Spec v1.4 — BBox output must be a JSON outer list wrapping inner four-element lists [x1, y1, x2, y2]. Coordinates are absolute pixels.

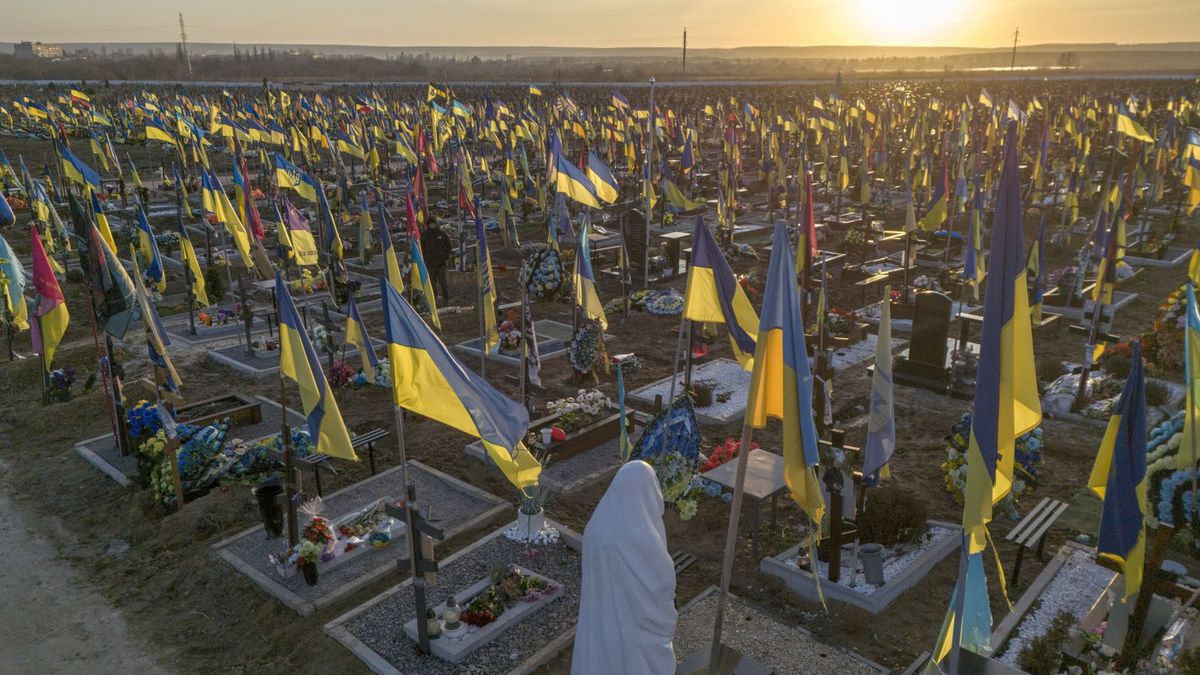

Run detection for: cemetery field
[[0, 225, 1187, 672], [4, 71, 1200, 674]]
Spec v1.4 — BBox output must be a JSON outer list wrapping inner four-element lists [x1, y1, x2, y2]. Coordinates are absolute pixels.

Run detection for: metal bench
[[351, 427, 390, 476], [1005, 497, 1069, 587]]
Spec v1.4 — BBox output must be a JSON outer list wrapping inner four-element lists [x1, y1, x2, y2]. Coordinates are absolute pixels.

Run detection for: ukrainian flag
[[1184, 128, 1200, 216], [1116, 103, 1154, 144], [276, 271, 358, 461], [1088, 340, 1148, 600], [89, 189, 118, 262], [378, 197, 405, 293], [29, 224, 69, 371], [273, 153, 318, 203], [553, 143, 601, 208], [60, 143, 101, 189], [684, 216, 758, 369], [586, 151, 619, 205], [344, 296, 379, 375], [573, 216, 607, 330], [930, 121, 1040, 669], [145, 117, 177, 145], [745, 223, 824, 525], [408, 222, 441, 330], [0, 233, 29, 331], [919, 168, 948, 232], [177, 215, 209, 306], [201, 169, 254, 270], [135, 207, 167, 293], [1028, 214, 1045, 324], [662, 178, 705, 213], [963, 187, 985, 301], [380, 277, 540, 490], [475, 198, 500, 352], [1179, 284, 1200, 470], [132, 255, 181, 393]]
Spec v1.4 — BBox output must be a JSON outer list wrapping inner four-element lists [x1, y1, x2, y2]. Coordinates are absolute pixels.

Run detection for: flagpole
[[392, 403, 422, 606], [707, 422, 756, 669], [667, 311, 688, 407], [276, 290, 298, 547]]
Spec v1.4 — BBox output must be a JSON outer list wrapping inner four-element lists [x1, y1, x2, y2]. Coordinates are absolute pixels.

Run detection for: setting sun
[[854, 0, 965, 44]]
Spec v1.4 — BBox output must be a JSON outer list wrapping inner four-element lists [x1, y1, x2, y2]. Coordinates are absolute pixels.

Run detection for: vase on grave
[[301, 561, 319, 586], [860, 543, 885, 585], [252, 482, 284, 537], [516, 507, 545, 540]]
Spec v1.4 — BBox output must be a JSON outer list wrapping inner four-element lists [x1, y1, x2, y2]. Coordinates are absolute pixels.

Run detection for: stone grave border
[[73, 395, 306, 487], [212, 459, 509, 616], [324, 518, 583, 675], [207, 338, 385, 379], [760, 520, 961, 614], [628, 358, 750, 425], [676, 586, 890, 674], [988, 542, 1089, 656]]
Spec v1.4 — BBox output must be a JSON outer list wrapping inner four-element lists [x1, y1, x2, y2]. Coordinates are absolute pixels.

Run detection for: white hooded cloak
[[571, 460, 677, 675]]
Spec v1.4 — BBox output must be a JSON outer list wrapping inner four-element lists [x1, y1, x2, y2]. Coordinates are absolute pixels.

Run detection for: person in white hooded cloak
[[571, 460, 677, 675]]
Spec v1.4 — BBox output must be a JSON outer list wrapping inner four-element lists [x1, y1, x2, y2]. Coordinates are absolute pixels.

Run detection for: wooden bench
[[265, 447, 336, 498], [1005, 497, 1069, 587], [352, 427, 390, 476]]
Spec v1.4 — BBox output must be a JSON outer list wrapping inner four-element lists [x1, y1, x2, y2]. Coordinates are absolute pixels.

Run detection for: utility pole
[[179, 12, 193, 76], [682, 28, 687, 78], [1009, 27, 1019, 72]]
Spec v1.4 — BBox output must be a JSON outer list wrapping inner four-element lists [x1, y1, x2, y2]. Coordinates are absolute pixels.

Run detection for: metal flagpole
[[393, 404, 421, 606], [946, 540, 971, 675], [707, 423, 756, 669], [643, 77, 656, 290], [277, 287, 298, 547], [667, 311, 688, 407]]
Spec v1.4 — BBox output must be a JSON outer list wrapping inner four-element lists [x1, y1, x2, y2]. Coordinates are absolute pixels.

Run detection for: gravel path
[[344, 534, 582, 674], [674, 591, 881, 674]]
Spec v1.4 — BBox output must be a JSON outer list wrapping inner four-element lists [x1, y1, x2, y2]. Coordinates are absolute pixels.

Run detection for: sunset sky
[[2, 0, 1197, 48]]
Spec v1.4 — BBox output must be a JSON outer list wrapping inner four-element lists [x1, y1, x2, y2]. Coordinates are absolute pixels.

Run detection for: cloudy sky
[[2, 0, 1197, 48]]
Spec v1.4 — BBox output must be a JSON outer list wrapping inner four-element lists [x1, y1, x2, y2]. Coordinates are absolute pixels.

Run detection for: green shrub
[[1145, 379, 1169, 408], [1017, 611, 1073, 675], [857, 486, 928, 547]]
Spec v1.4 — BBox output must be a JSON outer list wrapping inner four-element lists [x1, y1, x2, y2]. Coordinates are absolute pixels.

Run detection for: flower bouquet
[[826, 307, 861, 336], [48, 367, 77, 402], [522, 245, 567, 300], [644, 289, 684, 316], [699, 437, 760, 473], [460, 566, 557, 628], [568, 323, 606, 376], [941, 413, 1040, 516]]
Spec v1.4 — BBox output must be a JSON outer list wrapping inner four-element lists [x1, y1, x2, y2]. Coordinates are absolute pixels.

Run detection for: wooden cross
[[820, 429, 861, 583], [237, 277, 255, 357], [385, 496, 445, 656]]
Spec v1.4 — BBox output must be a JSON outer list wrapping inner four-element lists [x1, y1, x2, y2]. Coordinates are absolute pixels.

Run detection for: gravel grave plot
[[674, 589, 883, 674], [787, 525, 957, 594], [75, 434, 137, 485], [630, 358, 750, 424], [337, 527, 582, 674], [996, 549, 1116, 665], [215, 461, 507, 613], [207, 339, 383, 378], [829, 334, 907, 372]]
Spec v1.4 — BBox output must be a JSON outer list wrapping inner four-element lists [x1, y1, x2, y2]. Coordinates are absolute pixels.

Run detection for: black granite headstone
[[908, 291, 953, 368]]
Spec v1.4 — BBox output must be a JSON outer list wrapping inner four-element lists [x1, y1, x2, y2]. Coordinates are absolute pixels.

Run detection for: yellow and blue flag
[[276, 270, 358, 461], [919, 165, 948, 232], [1116, 103, 1154, 143], [551, 136, 600, 208], [131, 254, 181, 393], [586, 151, 619, 205], [378, 196, 405, 293], [273, 152, 318, 203], [0, 233, 29, 331], [573, 215, 607, 330], [1184, 128, 1200, 216], [1028, 214, 1045, 324], [662, 178, 705, 213], [344, 296, 379, 375], [745, 223, 824, 524], [963, 187, 986, 301], [89, 188, 118, 253], [683, 215, 758, 369], [404, 193, 441, 330], [176, 214, 209, 306], [475, 197, 500, 352], [1088, 340, 1147, 600], [135, 207, 167, 293], [932, 122, 1041, 670], [380, 277, 541, 490], [280, 195, 320, 267], [60, 143, 101, 189]]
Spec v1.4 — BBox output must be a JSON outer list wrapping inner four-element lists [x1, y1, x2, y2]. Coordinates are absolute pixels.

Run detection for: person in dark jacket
[[421, 220, 453, 305]]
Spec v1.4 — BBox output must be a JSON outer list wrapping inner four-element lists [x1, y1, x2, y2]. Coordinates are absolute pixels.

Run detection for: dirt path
[[0, 480, 171, 675]]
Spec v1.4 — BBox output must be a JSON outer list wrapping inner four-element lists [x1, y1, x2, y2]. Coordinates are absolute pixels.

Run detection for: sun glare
[[855, 0, 962, 44]]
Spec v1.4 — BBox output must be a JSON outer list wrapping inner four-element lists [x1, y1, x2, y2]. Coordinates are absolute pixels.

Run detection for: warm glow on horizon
[[854, 0, 967, 45]]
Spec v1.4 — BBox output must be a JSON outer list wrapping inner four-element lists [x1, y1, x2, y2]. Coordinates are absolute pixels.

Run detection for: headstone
[[908, 291, 952, 367], [893, 291, 953, 393]]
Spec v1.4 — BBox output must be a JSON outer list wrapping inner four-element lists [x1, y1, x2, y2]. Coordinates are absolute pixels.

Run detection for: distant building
[[14, 41, 64, 60]]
